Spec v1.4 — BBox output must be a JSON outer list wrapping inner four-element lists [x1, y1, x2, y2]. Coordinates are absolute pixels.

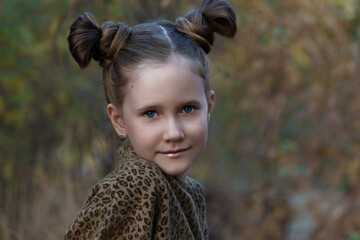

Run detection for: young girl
[[65, 0, 236, 239]]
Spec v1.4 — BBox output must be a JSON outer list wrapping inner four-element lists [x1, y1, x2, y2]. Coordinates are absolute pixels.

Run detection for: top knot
[[68, 12, 131, 69], [176, 10, 214, 54], [175, 0, 237, 54], [96, 21, 131, 68]]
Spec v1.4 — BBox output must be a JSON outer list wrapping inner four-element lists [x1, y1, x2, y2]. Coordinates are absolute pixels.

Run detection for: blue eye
[[183, 106, 194, 113], [144, 111, 157, 118]]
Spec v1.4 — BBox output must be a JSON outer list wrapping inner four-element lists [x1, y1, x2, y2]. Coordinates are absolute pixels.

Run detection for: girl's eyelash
[[182, 105, 197, 113], [144, 110, 158, 118]]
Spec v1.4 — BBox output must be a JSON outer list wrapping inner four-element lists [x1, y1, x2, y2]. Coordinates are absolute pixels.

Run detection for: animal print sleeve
[[65, 161, 160, 240]]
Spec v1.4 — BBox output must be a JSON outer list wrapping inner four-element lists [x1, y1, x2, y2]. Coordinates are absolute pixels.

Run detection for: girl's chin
[[158, 164, 189, 179]]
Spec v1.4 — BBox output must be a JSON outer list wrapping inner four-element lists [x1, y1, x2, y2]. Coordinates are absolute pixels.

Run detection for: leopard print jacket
[[65, 145, 208, 239]]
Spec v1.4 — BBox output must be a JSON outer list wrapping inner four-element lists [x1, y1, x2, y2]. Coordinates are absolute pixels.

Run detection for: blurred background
[[1, 0, 360, 239]]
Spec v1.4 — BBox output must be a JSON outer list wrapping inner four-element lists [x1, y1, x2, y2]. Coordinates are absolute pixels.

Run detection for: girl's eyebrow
[[183, 100, 201, 106], [135, 104, 162, 113]]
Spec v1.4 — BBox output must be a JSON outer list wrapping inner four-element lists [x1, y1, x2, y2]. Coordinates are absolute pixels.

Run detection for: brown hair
[[67, 0, 236, 107]]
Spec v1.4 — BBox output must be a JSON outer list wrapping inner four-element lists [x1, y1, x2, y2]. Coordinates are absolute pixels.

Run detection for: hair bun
[[68, 12, 102, 68], [96, 21, 131, 68], [68, 12, 131, 68], [176, 0, 237, 54], [176, 10, 214, 54], [200, 0, 237, 37]]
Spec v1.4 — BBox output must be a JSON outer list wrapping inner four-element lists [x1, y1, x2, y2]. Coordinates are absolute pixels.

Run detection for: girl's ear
[[207, 90, 215, 121], [107, 103, 127, 138]]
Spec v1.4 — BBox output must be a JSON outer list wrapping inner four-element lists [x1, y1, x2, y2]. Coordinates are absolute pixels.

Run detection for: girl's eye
[[183, 106, 194, 113], [144, 111, 157, 118]]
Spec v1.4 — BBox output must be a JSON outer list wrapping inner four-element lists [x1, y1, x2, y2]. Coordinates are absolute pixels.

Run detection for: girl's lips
[[161, 148, 190, 158]]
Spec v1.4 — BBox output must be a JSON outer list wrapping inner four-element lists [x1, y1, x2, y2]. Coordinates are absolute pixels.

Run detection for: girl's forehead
[[130, 54, 203, 80], [123, 56, 208, 106], [134, 57, 201, 87]]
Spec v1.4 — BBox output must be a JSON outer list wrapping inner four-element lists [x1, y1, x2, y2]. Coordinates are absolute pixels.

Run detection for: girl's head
[[68, 0, 236, 178]]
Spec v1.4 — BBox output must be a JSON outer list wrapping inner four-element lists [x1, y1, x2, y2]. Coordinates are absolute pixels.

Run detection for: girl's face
[[108, 55, 214, 179]]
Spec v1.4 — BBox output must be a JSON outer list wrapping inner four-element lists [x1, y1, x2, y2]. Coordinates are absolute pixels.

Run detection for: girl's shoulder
[[65, 147, 167, 239], [84, 145, 166, 206]]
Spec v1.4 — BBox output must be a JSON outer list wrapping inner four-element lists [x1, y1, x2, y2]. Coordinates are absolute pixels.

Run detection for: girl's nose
[[163, 117, 184, 142]]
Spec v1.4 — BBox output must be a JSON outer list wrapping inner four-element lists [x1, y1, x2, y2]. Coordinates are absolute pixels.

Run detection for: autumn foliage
[[1, 0, 360, 239]]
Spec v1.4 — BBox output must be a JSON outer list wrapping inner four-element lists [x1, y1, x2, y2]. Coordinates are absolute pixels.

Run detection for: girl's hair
[[68, 0, 236, 106]]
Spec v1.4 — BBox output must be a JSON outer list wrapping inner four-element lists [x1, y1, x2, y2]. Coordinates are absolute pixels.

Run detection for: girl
[[65, 0, 236, 239]]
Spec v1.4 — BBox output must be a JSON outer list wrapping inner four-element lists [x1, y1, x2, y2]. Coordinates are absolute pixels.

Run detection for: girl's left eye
[[144, 111, 157, 118], [183, 106, 194, 113]]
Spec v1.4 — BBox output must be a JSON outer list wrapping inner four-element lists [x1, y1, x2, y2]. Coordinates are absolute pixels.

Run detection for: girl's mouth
[[161, 147, 190, 158]]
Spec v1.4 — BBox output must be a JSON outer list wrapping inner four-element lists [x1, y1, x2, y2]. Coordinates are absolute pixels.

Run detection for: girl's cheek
[[137, 123, 162, 139], [186, 114, 208, 129]]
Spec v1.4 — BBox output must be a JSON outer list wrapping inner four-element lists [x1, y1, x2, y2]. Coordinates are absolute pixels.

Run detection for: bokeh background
[[1, 0, 360, 239]]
